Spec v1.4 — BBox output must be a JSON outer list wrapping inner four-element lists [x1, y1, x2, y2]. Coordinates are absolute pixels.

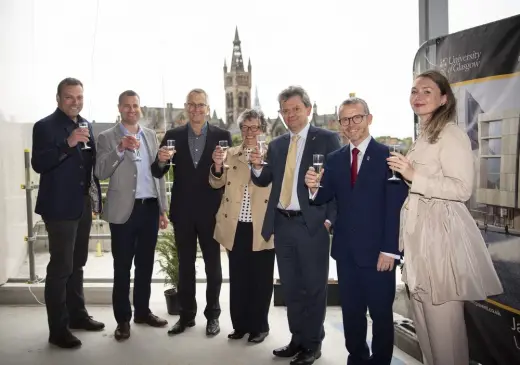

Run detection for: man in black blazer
[[151, 88, 231, 337], [31, 78, 104, 349], [250, 86, 341, 365]]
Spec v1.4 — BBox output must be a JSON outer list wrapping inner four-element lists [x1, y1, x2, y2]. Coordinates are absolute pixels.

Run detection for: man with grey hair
[[152, 88, 232, 337], [250, 86, 341, 364], [305, 97, 407, 365]]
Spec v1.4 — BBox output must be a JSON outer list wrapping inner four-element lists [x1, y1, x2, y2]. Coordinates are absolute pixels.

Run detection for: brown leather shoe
[[134, 313, 168, 327], [114, 322, 130, 341]]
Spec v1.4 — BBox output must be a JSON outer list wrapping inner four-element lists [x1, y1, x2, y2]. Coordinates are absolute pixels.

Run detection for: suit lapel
[[200, 124, 216, 169], [141, 128, 156, 164]]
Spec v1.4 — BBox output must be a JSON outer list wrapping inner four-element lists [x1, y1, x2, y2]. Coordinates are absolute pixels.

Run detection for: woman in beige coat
[[209, 109, 275, 344], [387, 69, 503, 365]]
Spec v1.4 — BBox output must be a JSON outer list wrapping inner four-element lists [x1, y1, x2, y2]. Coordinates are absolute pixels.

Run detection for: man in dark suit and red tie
[[305, 97, 408, 365]]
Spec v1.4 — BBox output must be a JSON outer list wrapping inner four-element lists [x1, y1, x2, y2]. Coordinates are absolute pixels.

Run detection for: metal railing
[[20, 149, 175, 283]]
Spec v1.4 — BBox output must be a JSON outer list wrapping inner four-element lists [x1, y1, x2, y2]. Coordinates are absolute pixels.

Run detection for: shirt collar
[[188, 121, 208, 137], [119, 123, 142, 136], [56, 107, 84, 125], [350, 135, 372, 155], [289, 122, 311, 140]]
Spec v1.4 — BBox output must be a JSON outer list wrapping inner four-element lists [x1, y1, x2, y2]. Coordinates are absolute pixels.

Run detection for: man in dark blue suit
[[31, 78, 104, 349], [250, 86, 341, 365], [305, 97, 408, 365]]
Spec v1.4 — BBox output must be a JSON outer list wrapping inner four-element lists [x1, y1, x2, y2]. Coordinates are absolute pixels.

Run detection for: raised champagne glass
[[167, 139, 175, 166], [257, 134, 268, 165], [219, 140, 229, 168], [388, 144, 401, 181], [313, 154, 324, 187], [78, 121, 91, 150], [131, 133, 142, 161]]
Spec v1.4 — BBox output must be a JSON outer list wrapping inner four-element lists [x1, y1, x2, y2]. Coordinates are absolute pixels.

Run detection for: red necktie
[[351, 148, 360, 187]]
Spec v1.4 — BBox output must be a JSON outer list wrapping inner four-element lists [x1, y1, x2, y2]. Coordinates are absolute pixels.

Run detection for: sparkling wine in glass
[[167, 139, 175, 166], [131, 133, 142, 161], [313, 154, 324, 188], [257, 134, 268, 165], [219, 140, 229, 168], [78, 121, 91, 150], [388, 144, 401, 181]]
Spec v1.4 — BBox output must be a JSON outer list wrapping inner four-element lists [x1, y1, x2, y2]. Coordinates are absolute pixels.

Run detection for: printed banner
[[414, 14, 520, 365]]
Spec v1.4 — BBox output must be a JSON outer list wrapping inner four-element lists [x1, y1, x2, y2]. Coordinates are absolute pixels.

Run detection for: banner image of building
[[414, 14, 520, 365]]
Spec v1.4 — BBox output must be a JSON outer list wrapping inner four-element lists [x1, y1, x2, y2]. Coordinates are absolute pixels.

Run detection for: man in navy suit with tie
[[250, 86, 341, 365], [305, 97, 408, 365]]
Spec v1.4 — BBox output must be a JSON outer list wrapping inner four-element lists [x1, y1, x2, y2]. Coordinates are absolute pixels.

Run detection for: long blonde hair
[[416, 70, 457, 144]]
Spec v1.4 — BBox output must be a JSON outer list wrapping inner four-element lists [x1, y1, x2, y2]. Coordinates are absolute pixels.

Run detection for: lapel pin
[[312, 136, 316, 140], [367, 156, 370, 161]]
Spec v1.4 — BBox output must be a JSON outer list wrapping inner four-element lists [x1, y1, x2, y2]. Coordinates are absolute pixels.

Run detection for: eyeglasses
[[185, 102, 207, 109], [338, 114, 367, 126], [240, 125, 261, 132]]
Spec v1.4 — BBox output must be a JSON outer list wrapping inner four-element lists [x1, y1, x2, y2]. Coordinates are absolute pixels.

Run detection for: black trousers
[[109, 198, 160, 324], [173, 215, 222, 322], [274, 212, 330, 351], [44, 196, 92, 335], [228, 222, 275, 333]]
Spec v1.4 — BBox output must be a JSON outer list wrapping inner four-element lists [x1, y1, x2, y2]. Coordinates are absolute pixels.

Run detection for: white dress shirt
[[238, 148, 253, 222]]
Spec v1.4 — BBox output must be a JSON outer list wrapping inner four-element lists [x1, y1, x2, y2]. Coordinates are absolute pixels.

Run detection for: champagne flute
[[167, 139, 175, 166], [313, 154, 324, 188], [131, 133, 142, 161], [219, 140, 229, 168], [78, 121, 91, 150], [257, 134, 268, 165], [388, 144, 401, 181]]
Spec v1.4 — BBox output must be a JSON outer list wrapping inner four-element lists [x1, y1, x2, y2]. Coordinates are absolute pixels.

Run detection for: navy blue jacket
[[31, 108, 102, 220], [251, 125, 341, 241], [312, 138, 408, 267]]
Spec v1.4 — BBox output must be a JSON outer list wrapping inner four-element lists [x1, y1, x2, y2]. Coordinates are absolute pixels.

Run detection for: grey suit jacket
[[94, 123, 167, 224]]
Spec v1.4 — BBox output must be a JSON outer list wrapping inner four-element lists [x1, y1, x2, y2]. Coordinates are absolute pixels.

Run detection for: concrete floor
[[0, 284, 421, 365]]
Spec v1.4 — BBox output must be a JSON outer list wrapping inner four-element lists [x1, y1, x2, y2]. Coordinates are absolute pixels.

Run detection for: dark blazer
[[31, 108, 102, 220], [151, 123, 232, 224], [312, 138, 408, 267], [251, 125, 341, 241]]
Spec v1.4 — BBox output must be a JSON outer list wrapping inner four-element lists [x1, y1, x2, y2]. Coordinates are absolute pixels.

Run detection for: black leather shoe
[[167, 319, 195, 335], [206, 319, 220, 336], [49, 331, 82, 349], [228, 330, 246, 339], [69, 316, 105, 331], [248, 331, 269, 343], [134, 313, 168, 327], [290, 348, 321, 365], [114, 322, 130, 341], [273, 342, 301, 357]]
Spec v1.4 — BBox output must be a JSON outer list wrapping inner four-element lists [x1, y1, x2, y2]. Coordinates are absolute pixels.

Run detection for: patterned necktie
[[351, 147, 360, 187], [280, 135, 300, 208]]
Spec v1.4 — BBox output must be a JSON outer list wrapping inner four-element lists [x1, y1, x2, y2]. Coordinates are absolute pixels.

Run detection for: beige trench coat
[[209, 145, 274, 252], [400, 122, 503, 305]]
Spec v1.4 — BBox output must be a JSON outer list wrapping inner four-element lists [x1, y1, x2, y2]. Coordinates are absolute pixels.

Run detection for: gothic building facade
[[135, 28, 344, 143], [223, 27, 252, 135]]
